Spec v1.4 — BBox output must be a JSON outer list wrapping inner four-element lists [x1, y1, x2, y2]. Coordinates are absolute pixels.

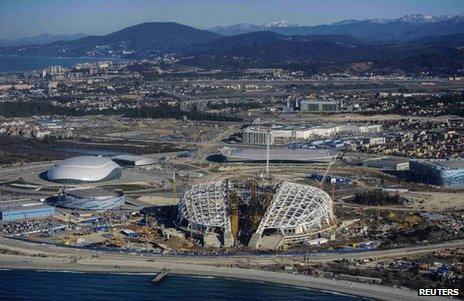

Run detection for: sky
[[1, 0, 464, 39]]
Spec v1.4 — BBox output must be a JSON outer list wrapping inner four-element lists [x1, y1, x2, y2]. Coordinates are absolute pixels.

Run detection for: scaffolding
[[256, 182, 335, 241], [178, 181, 231, 232], [178, 180, 335, 245]]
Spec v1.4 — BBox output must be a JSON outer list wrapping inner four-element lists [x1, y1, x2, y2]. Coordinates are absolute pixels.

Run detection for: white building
[[242, 128, 275, 145], [358, 124, 382, 133], [363, 157, 409, 171], [363, 137, 386, 146], [300, 99, 340, 113], [47, 156, 122, 183]]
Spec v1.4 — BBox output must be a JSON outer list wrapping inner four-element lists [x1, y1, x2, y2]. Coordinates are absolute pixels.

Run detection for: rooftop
[[57, 156, 118, 168], [0, 200, 53, 212], [62, 187, 122, 198], [112, 154, 158, 165], [415, 160, 464, 170], [222, 147, 335, 162], [364, 156, 409, 165]]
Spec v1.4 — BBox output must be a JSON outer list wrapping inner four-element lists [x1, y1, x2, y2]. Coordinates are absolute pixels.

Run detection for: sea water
[[0, 270, 368, 301]]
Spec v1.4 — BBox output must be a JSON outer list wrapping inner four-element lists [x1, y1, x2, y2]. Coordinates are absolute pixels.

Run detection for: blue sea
[[0, 56, 104, 73], [0, 270, 367, 301]]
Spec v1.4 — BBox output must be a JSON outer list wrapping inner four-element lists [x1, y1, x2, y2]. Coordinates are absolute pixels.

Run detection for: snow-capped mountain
[[335, 14, 460, 25], [397, 14, 453, 23], [208, 20, 295, 36], [263, 20, 292, 28], [208, 14, 464, 41]]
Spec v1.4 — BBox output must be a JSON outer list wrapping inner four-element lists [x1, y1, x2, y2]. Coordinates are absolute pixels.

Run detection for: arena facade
[[57, 187, 125, 210], [47, 156, 122, 184], [410, 159, 464, 187]]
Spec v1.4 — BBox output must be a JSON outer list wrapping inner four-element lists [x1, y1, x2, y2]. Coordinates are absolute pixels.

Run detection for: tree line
[[0, 101, 241, 122]]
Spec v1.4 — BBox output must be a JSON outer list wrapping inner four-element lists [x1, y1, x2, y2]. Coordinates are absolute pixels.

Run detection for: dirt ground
[[404, 191, 464, 211]]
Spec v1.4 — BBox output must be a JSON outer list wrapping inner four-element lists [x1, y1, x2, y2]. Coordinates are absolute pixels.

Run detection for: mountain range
[[208, 20, 292, 36], [1, 22, 220, 58], [0, 33, 87, 47], [208, 14, 464, 41], [176, 30, 464, 74], [2, 14, 464, 75]]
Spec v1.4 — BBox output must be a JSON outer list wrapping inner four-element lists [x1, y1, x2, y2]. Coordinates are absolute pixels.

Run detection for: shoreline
[[0, 268, 365, 300], [0, 237, 461, 301], [0, 254, 450, 301], [0, 55, 116, 74]]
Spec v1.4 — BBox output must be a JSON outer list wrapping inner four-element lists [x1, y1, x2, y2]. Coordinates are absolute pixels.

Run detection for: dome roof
[[47, 156, 122, 183], [178, 181, 230, 231], [256, 182, 334, 236]]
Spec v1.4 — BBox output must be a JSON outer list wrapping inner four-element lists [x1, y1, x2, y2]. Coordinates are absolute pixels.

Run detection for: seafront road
[[0, 236, 462, 301]]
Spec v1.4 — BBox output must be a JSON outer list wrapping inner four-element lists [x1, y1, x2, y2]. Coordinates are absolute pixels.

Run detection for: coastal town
[[1, 2, 464, 300], [0, 57, 463, 300]]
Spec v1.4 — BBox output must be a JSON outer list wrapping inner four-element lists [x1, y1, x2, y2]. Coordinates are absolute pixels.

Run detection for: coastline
[[0, 254, 451, 301], [0, 268, 365, 300], [0, 55, 114, 74], [0, 237, 462, 300]]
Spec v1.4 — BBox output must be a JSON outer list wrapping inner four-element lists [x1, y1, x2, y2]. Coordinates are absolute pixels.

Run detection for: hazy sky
[[1, 0, 464, 39]]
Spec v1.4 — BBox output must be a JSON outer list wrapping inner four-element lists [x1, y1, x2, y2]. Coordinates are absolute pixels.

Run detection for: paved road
[[1, 236, 464, 264]]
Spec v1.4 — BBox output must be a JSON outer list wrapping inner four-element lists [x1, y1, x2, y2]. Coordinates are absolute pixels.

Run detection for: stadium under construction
[[177, 179, 336, 250]]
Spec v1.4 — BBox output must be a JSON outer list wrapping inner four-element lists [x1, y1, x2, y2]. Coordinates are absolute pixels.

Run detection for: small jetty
[[151, 268, 168, 284]]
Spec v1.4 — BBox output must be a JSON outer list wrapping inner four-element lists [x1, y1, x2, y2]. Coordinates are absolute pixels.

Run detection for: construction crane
[[319, 153, 338, 189], [196, 130, 206, 169], [172, 171, 176, 200], [196, 130, 206, 143]]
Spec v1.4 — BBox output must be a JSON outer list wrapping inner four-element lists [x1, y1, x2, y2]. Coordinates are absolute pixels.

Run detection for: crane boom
[[319, 153, 338, 188]]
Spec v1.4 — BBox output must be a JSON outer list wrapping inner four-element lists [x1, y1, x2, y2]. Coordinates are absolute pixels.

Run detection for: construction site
[[177, 179, 336, 250], [1, 116, 464, 299], [3, 116, 463, 255]]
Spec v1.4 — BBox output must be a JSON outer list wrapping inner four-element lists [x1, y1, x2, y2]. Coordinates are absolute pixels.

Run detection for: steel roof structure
[[178, 181, 335, 243], [256, 182, 334, 238], [178, 181, 231, 232]]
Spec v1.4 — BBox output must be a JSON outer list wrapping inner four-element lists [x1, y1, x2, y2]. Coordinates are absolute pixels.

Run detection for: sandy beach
[[0, 253, 452, 301], [0, 236, 460, 301]]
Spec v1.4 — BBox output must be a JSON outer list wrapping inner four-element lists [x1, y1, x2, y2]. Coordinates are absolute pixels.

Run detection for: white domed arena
[[47, 156, 122, 184]]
